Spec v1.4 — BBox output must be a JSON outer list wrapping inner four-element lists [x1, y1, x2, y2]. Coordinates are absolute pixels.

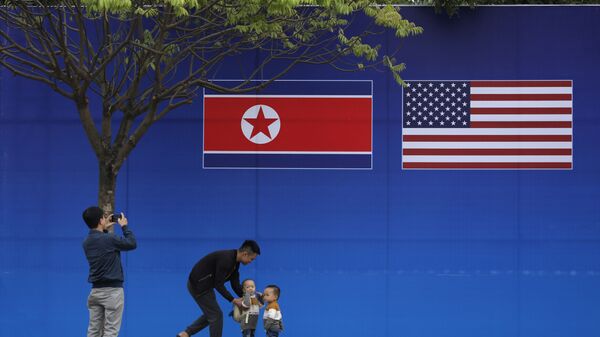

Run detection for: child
[[237, 279, 263, 337], [262, 285, 283, 337]]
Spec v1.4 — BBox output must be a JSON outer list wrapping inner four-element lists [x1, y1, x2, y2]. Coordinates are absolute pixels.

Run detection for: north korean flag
[[203, 80, 372, 169]]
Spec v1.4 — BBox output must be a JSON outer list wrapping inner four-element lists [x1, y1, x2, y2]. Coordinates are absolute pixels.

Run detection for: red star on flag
[[243, 106, 279, 139]]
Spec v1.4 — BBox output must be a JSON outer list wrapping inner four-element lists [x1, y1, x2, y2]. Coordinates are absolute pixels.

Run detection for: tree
[[0, 0, 422, 214], [424, 0, 598, 17]]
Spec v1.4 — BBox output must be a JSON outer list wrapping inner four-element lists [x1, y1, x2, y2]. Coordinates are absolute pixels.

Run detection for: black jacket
[[188, 249, 243, 302], [82, 226, 137, 288]]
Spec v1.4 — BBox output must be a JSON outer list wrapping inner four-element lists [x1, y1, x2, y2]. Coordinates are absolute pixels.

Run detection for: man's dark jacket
[[82, 226, 137, 288], [188, 249, 243, 302]]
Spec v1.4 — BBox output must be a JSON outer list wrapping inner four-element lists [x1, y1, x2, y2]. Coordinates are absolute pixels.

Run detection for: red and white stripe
[[402, 80, 573, 169]]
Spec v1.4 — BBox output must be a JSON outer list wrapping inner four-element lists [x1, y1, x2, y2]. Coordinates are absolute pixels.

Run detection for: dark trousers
[[185, 281, 223, 337], [265, 329, 279, 337], [242, 329, 255, 337]]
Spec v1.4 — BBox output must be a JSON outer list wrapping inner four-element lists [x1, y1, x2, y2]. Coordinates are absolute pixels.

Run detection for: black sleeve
[[230, 267, 243, 298], [214, 258, 236, 302]]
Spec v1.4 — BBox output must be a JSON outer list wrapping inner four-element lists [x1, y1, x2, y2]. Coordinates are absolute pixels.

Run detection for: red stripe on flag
[[402, 135, 572, 142], [471, 81, 572, 87], [403, 149, 572, 156], [403, 162, 572, 169], [204, 97, 372, 151], [470, 121, 572, 128], [471, 94, 572, 101], [470, 108, 572, 114]]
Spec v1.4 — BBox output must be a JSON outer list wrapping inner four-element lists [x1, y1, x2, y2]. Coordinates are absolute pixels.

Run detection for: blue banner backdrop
[[1, 6, 600, 337]]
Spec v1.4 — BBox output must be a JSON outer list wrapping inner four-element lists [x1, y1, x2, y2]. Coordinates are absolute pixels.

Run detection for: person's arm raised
[[110, 213, 136, 251], [214, 259, 236, 302]]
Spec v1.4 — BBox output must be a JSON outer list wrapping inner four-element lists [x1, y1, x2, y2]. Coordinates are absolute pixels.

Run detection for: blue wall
[[1, 6, 600, 337]]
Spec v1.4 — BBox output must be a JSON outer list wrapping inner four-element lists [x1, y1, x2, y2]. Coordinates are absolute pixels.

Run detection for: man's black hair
[[82, 206, 104, 229], [266, 284, 280, 299], [239, 240, 261, 255]]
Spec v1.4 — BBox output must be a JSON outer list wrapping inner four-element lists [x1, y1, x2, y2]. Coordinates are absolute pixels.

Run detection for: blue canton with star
[[403, 81, 471, 128]]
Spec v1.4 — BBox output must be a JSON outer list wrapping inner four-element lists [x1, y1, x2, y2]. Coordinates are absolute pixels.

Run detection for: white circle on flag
[[241, 104, 281, 144]]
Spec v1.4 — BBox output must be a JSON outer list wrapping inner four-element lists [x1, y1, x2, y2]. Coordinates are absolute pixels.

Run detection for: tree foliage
[[0, 0, 422, 210], [420, 0, 598, 17]]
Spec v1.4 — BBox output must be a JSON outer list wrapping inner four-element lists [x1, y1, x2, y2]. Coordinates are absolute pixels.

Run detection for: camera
[[110, 213, 122, 222]]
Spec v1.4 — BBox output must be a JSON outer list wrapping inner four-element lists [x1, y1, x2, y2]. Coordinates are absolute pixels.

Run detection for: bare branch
[[0, 0, 418, 175]]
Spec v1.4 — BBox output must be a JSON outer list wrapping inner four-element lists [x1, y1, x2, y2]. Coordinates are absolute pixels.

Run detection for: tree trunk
[[98, 161, 118, 233]]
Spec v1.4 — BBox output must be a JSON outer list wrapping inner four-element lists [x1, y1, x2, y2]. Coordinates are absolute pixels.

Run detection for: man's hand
[[117, 213, 128, 227], [232, 297, 244, 308]]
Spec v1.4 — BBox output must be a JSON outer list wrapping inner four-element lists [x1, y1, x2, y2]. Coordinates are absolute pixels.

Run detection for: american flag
[[402, 80, 573, 169]]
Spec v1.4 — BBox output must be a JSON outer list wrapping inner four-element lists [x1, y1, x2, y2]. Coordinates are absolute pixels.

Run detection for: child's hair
[[266, 284, 280, 299]]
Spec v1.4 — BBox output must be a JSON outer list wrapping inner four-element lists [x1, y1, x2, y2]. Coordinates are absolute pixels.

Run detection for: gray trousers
[[87, 287, 125, 337], [185, 281, 224, 337]]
